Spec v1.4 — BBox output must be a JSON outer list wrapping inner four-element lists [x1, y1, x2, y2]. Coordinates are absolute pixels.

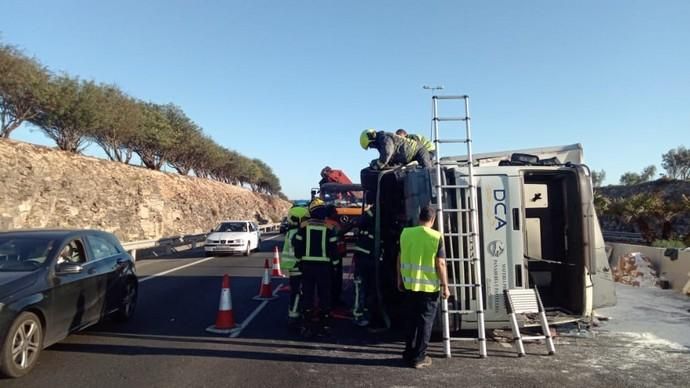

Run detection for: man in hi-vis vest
[[397, 205, 450, 369]]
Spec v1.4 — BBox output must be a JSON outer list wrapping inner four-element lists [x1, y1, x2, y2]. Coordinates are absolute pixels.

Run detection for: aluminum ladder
[[504, 288, 556, 357], [431, 95, 487, 358]]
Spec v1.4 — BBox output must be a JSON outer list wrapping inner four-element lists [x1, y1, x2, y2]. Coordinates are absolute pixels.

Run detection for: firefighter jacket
[[282, 227, 301, 275], [292, 219, 338, 264], [352, 208, 377, 256], [372, 131, 421, 169], [399, 225, 442, 293]]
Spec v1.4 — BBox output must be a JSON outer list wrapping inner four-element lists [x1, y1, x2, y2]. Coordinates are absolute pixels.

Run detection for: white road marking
[[262, 234, 282, 241], [139, 256, 217, 283], [230, 283, 285, 338]]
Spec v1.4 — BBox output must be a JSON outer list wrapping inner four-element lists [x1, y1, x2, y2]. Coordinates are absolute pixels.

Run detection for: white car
[[204, 220, 261, 256]]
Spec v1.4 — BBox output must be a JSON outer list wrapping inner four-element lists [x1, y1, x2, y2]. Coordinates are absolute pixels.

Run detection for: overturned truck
[[361, 143, 616, 329]]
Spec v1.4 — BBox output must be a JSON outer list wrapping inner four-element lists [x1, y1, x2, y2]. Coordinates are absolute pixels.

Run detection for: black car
[[279, 217, 289, 234], [0, 230, 138, 378]]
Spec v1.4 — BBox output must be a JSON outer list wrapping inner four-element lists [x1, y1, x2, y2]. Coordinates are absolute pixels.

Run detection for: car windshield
[[0, 237, 56, 272], [214, 222, 248, 232]]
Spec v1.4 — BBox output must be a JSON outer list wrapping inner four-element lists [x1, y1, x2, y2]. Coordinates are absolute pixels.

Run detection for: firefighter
[[351, 204, 377, 327], [292, 198, 339, 336], [395, 128, 435, 155], [360, 129, 432, 169], [282, 205, 310, 329], [324, 205, 346, 309]]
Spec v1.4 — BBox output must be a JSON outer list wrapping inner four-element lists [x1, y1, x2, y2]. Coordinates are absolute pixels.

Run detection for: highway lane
[[3, 233, 689, 387]]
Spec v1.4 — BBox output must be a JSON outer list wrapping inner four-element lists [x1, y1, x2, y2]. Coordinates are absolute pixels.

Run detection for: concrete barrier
[[606, 242, 690, 294]]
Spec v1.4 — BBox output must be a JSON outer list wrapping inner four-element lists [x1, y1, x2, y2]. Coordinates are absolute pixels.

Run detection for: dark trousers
[[353, 254, 375, 318], [331, 258, 343, 305], [414, 147, 432, 169], [301, 262, 332, 320], [402, 291, 439, 364], [288, 273, 302, 319]]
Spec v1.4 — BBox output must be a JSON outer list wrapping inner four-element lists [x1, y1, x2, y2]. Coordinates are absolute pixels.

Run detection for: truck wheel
[[1, 311, 43, 378]]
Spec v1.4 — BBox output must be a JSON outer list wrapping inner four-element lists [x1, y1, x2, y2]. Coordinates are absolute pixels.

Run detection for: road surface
[[4, 233, 689, 387]]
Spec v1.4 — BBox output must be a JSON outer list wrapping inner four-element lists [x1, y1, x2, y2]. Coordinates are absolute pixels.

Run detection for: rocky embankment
[[0, 139, 291, 242]]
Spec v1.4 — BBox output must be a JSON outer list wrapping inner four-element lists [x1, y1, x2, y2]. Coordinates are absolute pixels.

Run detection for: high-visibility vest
[[282, 228, 300, 274], [409, 134, 435, 153], [294, 221, 337, 263], [400, 226, 441, 292]]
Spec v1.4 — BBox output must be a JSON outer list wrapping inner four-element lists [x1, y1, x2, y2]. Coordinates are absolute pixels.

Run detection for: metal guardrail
[[122, 223, 280, 260], [602, 230, 647, 244]]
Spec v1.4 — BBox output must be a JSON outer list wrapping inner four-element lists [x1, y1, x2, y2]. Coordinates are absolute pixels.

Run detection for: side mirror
[[56, 262, 83, 274]]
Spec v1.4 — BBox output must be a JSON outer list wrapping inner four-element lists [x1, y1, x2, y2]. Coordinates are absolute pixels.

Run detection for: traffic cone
[[253, 259, 278, 300], [206, 274, 240, 334], [271, 246, 286, 278]]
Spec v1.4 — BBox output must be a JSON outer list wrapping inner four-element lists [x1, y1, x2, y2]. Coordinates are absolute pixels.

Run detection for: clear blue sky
[[3, 0, 689, 199]]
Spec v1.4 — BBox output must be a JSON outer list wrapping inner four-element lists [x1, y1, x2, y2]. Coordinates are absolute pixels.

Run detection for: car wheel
[[113, 280, 137, 322], [244, 244, 250, 256], [205, 252, 213, 257], [254, 239, 261, 252], [1, 311, 43, 378]]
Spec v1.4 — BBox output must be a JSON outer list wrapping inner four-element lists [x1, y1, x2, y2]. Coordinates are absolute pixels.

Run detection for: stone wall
[[0, 139, 291, 242]]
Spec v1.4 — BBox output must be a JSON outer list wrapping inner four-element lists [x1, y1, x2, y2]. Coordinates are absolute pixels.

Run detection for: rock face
[[0, 139, 291, 242]]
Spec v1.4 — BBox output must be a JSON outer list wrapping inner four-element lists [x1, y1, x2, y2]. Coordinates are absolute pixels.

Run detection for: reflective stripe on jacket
[[282, 228, 299, 271], [400, 226, 441, 292], [293, 220, 337, 263]]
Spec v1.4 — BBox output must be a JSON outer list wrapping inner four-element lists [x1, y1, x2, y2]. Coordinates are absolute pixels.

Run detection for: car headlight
[[236, 239, 245, 244], [206, 239, 213, 243]]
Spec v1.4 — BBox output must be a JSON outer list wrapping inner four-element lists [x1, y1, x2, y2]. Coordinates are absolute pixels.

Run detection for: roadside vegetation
[[592, 147, 690, 247], [0, 42, 283, 196]]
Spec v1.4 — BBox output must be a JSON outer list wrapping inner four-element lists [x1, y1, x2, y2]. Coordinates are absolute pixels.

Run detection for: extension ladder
[[431, 95, 487, 358]]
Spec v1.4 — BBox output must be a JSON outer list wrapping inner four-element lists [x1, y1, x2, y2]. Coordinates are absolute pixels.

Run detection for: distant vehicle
[[279, 217, 290, 234], [205, 221, 261, 256], [0, 229, 137, 378]]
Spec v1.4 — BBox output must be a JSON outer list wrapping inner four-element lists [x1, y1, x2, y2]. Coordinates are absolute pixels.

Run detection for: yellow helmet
[[288, 206, 309, 225], [359, 129, 376, 150], [308, 197, 325, 212]]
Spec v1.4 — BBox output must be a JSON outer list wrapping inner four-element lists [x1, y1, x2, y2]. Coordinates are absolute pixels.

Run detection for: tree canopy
[[0, 41, 284, 195]]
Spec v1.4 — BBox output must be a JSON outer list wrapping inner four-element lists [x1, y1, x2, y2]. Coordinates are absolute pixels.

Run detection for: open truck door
[[575, 165, 617, 309]]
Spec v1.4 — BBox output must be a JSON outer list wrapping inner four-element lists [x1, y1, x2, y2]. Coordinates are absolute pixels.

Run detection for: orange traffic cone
[[271, 246, 286, 278], [253, 259, 278, 300], [206, 274, 240, 334]]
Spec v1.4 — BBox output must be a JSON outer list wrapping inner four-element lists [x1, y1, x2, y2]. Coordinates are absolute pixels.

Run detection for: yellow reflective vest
[[282, 228, 300, 275], [399, 225, 441, 292]]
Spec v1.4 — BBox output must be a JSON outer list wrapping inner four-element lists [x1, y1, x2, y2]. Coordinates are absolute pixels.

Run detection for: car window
[[57, 240, 86, 265], [249, 223, 256, 232], [86, 234, 120, 260], [214, 222, 248, 232], [0, 237, 56, 271]]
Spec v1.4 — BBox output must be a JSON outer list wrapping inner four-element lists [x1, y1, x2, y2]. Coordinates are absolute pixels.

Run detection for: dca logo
[[493, 189, 507, 230]]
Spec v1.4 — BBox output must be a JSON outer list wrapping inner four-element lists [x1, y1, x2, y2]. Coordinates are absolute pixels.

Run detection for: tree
[[127, 102, 177, 170], [661, 146, 690, 180], [87, 84, 142, 163], [591, 170, 606, 187], [0, 43, 50, 138], [640, 165, 657, 182], [30, 75, 101, 153], [619, 172, 642, 186]]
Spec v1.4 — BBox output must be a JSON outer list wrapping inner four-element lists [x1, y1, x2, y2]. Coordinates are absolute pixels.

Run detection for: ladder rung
[[442, 208, 475, 213], [437, 139, 469, 143], [446, 256, 478, 261], [449, 283, 481, 287], [449, 337, 479, 342], [444, 232, 477, 237], [437, 184, 473, 189], [449, 309, 476, 314], [434, 95, 468, 100], [434, 117, 468, 122], [521, 335, 546, 341], [434, 161, 471, 166]]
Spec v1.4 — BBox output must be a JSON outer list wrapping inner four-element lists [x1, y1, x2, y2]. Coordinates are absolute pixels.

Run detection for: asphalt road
[[4, 233, 689, 387]]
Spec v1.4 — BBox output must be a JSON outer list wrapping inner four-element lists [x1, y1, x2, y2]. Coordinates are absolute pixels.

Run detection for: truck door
[[575, 165, 617, 308]]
